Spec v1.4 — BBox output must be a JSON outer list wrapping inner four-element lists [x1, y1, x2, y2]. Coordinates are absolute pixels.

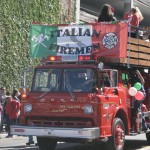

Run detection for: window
[[111, 70, 118, 87], [32, 68, 97, 93], [63, 69, 96, 92], [32, 69, 61, 92], [100, 70, 118, 87], [100, 72, 111, 87]]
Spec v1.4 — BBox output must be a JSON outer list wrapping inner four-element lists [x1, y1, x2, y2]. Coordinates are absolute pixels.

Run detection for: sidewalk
[[0, 131, 7, 139], [0, 131, 26, 139]]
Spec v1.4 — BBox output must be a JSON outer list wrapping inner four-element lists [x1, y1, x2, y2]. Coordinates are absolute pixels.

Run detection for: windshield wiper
[[38, 90, 49, 99], [64, 80, 76, 101]]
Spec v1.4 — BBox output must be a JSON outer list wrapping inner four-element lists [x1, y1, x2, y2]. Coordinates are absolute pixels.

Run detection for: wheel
[[37, 137, 57, 150], [105, 118, 125, 150], [146, 132, 150, 144]]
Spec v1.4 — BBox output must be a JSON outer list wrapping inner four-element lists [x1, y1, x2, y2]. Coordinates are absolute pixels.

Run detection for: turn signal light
[[78, 55, 93, 61], [48, 56, 62, 61], [22, 93, 27, 99], [21, 88, 27, 100]]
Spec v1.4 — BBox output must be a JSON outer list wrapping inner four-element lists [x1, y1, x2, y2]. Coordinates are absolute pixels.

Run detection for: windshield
[[32, 68, 97, 93]]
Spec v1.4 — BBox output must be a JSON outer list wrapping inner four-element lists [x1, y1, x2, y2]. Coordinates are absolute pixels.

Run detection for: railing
[[125, 25, 150, 67], [104, 25, 150, 68]]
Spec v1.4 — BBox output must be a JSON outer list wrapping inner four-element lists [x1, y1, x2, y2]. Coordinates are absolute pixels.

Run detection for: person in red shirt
[[124, 7, 144, 38], [5, 95, 21, 138]]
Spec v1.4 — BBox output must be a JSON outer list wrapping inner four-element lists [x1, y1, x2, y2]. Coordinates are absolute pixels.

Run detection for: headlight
[[84, 105, 93, 114], [24, 104, 32, 113]]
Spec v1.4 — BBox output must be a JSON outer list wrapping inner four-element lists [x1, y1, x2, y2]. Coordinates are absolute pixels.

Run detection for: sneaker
[[26, 141, 34, 145], [130, 127, 135, 133]]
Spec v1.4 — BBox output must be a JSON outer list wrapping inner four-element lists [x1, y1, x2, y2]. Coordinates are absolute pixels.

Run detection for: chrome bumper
[[11, 125, 99, 141]]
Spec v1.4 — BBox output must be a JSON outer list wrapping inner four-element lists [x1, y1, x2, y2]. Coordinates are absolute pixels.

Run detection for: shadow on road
[[0, 145, 39, 150], [0, 139, 149, 150], [0, 145, 38, 150], [56, 139, 150, 150], [124, 139, 149, 150]]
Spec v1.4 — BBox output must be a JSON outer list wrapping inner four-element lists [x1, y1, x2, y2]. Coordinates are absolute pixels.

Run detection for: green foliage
[[0, 0, 61, 91]]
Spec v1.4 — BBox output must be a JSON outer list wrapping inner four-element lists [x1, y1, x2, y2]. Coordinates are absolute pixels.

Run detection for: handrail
[[127, 24, 150, 67]]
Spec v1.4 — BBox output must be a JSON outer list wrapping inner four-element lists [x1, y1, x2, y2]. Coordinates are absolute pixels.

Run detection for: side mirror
[[113, 88, 118, 95]]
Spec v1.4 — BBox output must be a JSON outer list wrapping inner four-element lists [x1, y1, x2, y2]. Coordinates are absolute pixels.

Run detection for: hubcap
[[115, 124, 125, 149]]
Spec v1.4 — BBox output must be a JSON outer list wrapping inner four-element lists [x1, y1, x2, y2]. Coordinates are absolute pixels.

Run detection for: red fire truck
[[11, 22, 150, 150]]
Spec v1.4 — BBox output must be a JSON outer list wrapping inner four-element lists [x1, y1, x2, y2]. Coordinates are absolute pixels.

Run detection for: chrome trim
[[11, 125, 99, 140]]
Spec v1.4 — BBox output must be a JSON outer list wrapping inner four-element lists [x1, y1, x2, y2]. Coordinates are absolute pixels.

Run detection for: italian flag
[[30, 23, 128, 58]]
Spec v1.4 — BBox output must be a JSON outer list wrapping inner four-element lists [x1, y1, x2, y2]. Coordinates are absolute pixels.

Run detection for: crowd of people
[[0, 87, 37, 145], [0, 87, 21, 137]]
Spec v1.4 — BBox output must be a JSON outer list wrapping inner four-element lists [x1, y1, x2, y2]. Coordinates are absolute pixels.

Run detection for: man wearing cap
[[5, 95, 21, 138]]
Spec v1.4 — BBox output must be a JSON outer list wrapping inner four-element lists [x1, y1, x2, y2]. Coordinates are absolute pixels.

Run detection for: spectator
[[128, 69, 147, 132], [4, 95, 21, 138], [3, 91, 11, 132], [124, 7, 144, 38], [0, 87, 6, 131], [0, 87, 6, 105], [12, 88, 21, 124], [98, 4, 117, 22], [12, 88, 21, 102], [0, 105, 3, 131]]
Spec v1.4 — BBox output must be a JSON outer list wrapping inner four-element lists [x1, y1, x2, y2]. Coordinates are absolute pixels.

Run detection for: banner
[[30, 22, 128, 58]]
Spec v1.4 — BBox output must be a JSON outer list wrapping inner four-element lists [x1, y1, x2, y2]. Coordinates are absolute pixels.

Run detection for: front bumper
[[11, 125, 99, 141]]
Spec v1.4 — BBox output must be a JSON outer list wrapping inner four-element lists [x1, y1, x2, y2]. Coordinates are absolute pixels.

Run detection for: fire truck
[[11, 22, 150, 150]]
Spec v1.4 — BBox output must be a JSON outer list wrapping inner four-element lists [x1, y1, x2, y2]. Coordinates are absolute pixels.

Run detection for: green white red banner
[[30, 22, 128, 58]]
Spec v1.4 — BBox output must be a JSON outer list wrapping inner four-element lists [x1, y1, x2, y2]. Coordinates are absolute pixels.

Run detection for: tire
[[37, 137, 57, 150], [146, 132, 150, 145], [105, 118, 125, 150]]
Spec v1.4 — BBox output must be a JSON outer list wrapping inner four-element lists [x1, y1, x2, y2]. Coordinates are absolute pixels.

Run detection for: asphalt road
[[0, 132, 150, 150]]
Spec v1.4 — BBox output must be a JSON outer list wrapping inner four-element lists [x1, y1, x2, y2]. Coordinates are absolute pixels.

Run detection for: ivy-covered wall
[[0, 0, 62, 91]]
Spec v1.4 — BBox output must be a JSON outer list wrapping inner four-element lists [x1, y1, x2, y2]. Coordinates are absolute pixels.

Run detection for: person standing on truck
[[98, 4, 117, 22], [124, 7, 144, 38], [128, 69, 147, 132], [4, 94, 21, 138]]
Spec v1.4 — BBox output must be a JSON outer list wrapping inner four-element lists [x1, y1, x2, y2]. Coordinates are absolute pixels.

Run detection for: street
[[0, 132, 150, 150]]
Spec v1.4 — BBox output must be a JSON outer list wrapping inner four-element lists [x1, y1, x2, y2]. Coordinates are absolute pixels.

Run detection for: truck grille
[[27, 117, 93, 128]]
